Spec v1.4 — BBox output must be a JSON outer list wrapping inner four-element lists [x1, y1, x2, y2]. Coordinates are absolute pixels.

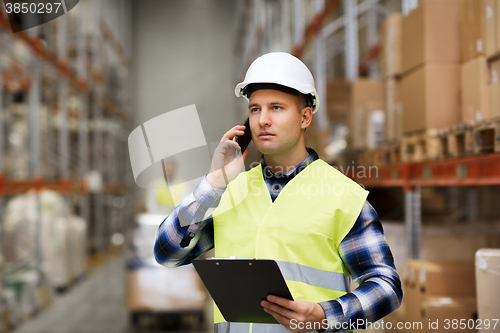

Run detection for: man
[[146, 159, 186, 215], [155, 52, 402, 333]]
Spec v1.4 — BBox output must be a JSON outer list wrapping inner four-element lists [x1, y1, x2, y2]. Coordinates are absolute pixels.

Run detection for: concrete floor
[[13, 255, 211, 333]]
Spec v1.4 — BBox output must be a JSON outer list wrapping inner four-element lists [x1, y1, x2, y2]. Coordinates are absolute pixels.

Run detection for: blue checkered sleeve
[[154, 176, 225, 267], [319, 201, 403, 331]]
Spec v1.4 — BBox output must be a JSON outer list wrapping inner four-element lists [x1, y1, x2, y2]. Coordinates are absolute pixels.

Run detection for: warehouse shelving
[[353, 154, 500, 189], [0, 0, 133, 328], [234, 0, 500, 262]]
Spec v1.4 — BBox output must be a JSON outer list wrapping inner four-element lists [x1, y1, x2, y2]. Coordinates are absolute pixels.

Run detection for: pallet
[[351, 118, 500, 167], [439, 122, 475, 159], [357, 149, 375, 167], [350, 141, 400, 167], [381, 140, 401, 165], [471, 117, 500, 154], [401, 129, 444, 163]]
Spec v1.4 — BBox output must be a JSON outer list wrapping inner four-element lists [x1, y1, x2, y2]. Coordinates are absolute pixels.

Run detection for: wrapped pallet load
[[3, 190, 87, 292], [127, 213, 207, 326], [68, 215, 88, 279], [475, 249, 500, 332]]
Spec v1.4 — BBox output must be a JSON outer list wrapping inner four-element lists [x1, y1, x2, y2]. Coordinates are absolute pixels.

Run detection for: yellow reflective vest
[[212, 159, 369, 333], [153, 178, 185, 207]]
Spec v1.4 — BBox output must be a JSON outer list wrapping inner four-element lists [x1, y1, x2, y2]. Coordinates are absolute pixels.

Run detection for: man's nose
[[258, 108, 271, 127]]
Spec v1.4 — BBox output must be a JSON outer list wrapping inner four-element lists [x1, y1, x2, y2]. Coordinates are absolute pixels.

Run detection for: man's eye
[[250, 108, 259, 112], [272, 106, 282, 110]]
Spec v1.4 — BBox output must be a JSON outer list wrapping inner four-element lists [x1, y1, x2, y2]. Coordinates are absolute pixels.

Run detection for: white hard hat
[[234, 52, 320, 113]]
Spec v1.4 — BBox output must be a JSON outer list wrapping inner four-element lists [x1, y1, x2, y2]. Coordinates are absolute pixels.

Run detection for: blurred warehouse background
[[0, 0, 498, 332]]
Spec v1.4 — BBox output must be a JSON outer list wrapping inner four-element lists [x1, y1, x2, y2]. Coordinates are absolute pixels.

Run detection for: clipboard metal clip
[[210, 256, 256, 260]]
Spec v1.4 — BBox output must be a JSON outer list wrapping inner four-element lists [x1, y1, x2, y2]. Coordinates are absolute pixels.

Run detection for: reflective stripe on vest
[[214, 322, 350, 333], [212, 159, 368, 332], [276, 260, 350, 293]]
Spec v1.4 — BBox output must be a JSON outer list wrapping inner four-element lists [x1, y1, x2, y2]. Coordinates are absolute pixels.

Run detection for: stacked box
[[485, 0, 500, 58], [380, 13, 403, 78], [349, 80, 385, 149], [401, 0, 462, 133], [326, 80, 350, 124], [462, 0, 487, 62], [421, 297, 478, 333], [490, 59, 500, 117], [401, 0, 462, 74], [380, 14, 403, 141], [402, 64, 461, 133], [402, 261, 477, 332], [385, 78, 403, 141], [461, 56, 492, 122], [460, 0, 496, 123]]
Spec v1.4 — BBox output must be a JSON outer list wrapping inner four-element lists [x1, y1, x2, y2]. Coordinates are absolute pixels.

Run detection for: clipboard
[[192, 258, 293, 324]]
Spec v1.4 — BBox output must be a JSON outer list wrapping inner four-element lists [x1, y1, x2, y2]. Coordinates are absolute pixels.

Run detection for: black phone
[[236, 118, 252, 152]]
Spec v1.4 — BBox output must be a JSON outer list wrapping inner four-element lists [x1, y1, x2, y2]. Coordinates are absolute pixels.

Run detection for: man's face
[[248, 89, 305, 155], [165, 161, 176, 177]]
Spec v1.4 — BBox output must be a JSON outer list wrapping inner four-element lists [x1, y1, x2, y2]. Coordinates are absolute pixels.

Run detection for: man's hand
[[207, 125, 249, 189], [261, 295, 327, 333]]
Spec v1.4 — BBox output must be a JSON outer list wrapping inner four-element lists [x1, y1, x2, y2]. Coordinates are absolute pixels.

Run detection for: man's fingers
[[221, 125, 246, 142], [261, 300, 294, 320], [263, 308, 290, 328], [217, 140, 241, 154], [267, 295, 298, 312]]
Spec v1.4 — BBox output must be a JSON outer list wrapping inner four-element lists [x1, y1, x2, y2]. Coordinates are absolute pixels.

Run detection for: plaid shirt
[[154, 147, 402, 331]]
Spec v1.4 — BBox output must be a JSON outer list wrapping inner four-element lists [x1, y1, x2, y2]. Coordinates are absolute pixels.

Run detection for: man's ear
[[301, 107, 313, 130]]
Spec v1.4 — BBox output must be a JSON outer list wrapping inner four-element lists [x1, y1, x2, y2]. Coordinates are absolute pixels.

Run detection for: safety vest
[[212, 159, 369, 333], [153, 178, 185, 207]]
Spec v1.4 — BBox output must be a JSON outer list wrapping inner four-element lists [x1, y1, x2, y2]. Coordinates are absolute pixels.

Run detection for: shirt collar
[[260, 147, 319, 180]]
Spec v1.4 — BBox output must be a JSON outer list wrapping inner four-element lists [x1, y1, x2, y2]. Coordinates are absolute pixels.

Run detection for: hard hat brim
[[235, 81, 320, 114]]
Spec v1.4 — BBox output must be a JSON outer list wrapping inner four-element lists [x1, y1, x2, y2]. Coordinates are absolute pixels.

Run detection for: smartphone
[[236, 118, 252, 152]]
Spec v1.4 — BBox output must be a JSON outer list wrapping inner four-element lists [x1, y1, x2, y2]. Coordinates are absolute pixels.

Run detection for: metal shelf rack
[[0, 0, 134, 327]]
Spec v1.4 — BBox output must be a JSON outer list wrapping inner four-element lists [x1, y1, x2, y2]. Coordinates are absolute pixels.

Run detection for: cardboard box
[[491, 58, 500, 116], [349, 80, 385, 149], [496, 0, 500, 56], [475, 249, 500, 331], [350, 79, 385, 110], [485, 0, 497, 57], [422, 233, 493, 262], [401, 261, 476, 332], [351, 107, 368, 150], [421, 297, 478, 333], [462, 0, 487, 62], [380, 13, 403, 78], [405, 260, 476, 298], [402, 63, 461, 133], [403, 269, 424, 325], [326, 80, 350, 124], [461, 56, 492, 122], [385, 78, 403, 141], [402, 0, 462, 74], [127, 267, 206, 312]]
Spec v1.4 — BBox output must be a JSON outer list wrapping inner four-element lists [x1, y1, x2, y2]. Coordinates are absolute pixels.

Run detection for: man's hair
[[244, 83, 312, 114], [295, 93, 307, 113]]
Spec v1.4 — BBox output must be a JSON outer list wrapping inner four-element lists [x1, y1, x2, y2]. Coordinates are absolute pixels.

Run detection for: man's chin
[[256, 145, 281, 155]]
